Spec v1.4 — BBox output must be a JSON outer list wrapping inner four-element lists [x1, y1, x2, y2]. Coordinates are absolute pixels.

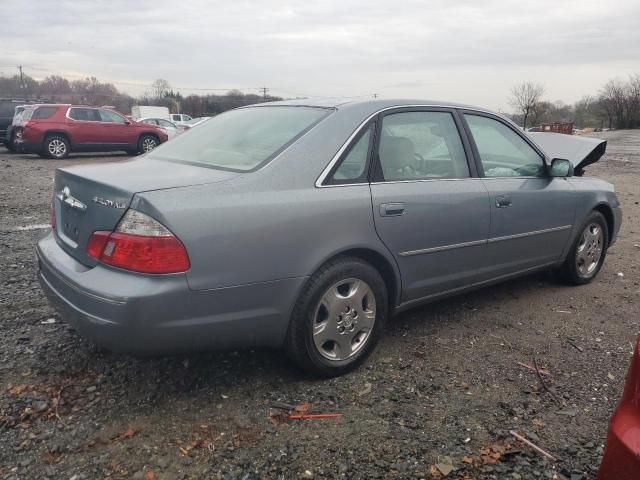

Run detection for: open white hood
[[527, 132, 607, 176]]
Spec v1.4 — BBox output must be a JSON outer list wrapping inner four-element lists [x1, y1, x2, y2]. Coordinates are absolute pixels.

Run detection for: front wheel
[[559, 211, 609, 285], [138, 134, 159, 154], [285, 257, 388, 377]]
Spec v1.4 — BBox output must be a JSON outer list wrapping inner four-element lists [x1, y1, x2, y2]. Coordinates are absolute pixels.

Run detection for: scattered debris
[[617, 272, 624, 277], [556, 409, 578, 417], [357, 382, 372, 396], [533, 357, 559, 401], [287, 413, 343, 420], [518, 362, 551, 376], [567, 338, 584, 352], [40, 318, 56, 324], [114, 426, 140, 441], [12, 224, 50, 231], [433, 460, 455, 476], [509, 430, 557, 461], [144, 471, 157, 480], [268, 402, 343, 424]]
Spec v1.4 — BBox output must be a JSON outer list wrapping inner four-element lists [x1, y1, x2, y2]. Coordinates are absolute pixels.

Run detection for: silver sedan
[[37, 99, 621, 376]]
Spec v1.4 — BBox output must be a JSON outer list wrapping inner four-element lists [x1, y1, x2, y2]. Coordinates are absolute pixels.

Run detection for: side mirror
[[124, 120, 131, 125], [549, 158, 573, 177]]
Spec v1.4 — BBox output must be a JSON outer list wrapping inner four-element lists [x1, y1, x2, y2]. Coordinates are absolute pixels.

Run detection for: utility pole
[[18, 65, 25, 91], [373, 93, 378, 98], [261, 87, 268, 101]]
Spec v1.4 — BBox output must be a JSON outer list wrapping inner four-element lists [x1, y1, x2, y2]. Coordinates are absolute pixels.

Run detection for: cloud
[[2, 0, 639, 109]]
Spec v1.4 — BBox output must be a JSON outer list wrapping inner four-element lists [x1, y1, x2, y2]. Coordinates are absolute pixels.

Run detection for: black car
[[1, 99, 32, 151]]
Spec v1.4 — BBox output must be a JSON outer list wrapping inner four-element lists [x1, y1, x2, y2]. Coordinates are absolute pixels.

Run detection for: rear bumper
[[14, 139, 40, 154], [37, 231, 304, 354], [597, 405, 640, 480]]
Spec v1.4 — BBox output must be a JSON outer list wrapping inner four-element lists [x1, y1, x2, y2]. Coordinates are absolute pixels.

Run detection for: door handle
[[380, 202, 405, 216], [495, 196, 512, 208]]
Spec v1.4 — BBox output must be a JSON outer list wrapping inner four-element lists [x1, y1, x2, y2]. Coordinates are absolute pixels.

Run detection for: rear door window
[[377, 111, 470, 181], [69, 108, 100, 121]]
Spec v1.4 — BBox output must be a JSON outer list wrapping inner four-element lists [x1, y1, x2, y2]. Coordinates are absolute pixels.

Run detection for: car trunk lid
[[53, 158, 238, 266]]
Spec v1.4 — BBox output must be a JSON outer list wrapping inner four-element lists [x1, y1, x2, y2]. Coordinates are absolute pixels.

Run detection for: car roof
[[256, 97, 483, 111], [245, 98, 508, 123]]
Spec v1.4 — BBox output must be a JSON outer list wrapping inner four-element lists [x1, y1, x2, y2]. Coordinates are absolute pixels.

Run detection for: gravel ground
[[0, 131, 639, 480]]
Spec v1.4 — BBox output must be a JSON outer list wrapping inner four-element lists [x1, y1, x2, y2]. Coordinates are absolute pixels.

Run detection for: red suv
[[14, 104, 168, 159]]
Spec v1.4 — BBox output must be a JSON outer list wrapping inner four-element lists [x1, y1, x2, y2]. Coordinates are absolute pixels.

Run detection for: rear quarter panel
[[134, 180, 395, 292]]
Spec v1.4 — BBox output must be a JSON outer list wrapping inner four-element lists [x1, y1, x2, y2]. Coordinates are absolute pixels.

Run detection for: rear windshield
[[147, 106, 331, 171]]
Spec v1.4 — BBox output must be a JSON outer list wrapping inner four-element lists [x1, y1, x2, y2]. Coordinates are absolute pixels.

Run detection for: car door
[[461, 111, 577, 279], [369, 108, 490, 303], [66, 107, 103, 146], [98, 109, 134, 146]]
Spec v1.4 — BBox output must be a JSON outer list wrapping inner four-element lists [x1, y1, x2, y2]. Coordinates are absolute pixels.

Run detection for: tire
[[43, 135, 70, 159], [138, 134, 159, 154], [559, 211, 609, 285], [6, 136, 16, 153], [285, 256, 388, 377]]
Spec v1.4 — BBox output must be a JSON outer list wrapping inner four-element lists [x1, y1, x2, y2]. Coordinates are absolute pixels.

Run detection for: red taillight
[[86, 231, 110, 258], [86, 210, 190, 274]]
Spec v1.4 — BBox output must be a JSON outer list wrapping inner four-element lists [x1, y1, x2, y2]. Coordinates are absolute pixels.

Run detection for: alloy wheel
[[576, 222, 603, 277], [48, 139, 66, 157], [142, 137, 157, 152]]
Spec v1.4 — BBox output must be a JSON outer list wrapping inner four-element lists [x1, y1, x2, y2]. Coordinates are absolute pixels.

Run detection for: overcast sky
[[2, 0, 639, 111]]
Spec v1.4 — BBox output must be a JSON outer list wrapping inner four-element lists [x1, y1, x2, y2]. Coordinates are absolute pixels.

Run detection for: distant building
[[539, 122, 574, 135]]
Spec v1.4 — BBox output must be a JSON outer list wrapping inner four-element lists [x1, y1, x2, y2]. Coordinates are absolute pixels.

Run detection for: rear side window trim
[[323, 120, 377, 186]]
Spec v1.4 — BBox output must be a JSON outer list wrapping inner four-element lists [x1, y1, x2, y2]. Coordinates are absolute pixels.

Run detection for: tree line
[[509, 75, 640, 130], [0, 74, 281, 117], [2, 71, 640, 129]]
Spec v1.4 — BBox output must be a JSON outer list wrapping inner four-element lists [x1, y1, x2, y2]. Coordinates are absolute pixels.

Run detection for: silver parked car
[[138, 117, 186, 139], [38, 99, 621, 376]]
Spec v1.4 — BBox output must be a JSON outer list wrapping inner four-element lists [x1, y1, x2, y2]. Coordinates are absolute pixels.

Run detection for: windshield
[[147, 106, 331, 171]]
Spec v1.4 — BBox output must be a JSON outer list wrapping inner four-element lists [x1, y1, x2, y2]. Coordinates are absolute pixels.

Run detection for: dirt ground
[[0, 130, 638, 480]]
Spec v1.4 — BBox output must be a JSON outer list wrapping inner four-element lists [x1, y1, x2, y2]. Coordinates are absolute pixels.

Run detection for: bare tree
[[150, 78, 171, 99], [599, 79, 626, 129], [508, 82, 545, 129], [627, 74, 640, 128]]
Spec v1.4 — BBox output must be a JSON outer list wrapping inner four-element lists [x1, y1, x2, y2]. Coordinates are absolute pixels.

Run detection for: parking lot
[[0, 130, 638, 479]]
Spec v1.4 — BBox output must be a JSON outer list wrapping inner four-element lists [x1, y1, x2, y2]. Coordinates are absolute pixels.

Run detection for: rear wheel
[[285, 257, 387, 377], [6, 135, 16, 153], [44, 135, 70, 159], [559, 211, 608, 285], [138, 134, 159, 154]]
